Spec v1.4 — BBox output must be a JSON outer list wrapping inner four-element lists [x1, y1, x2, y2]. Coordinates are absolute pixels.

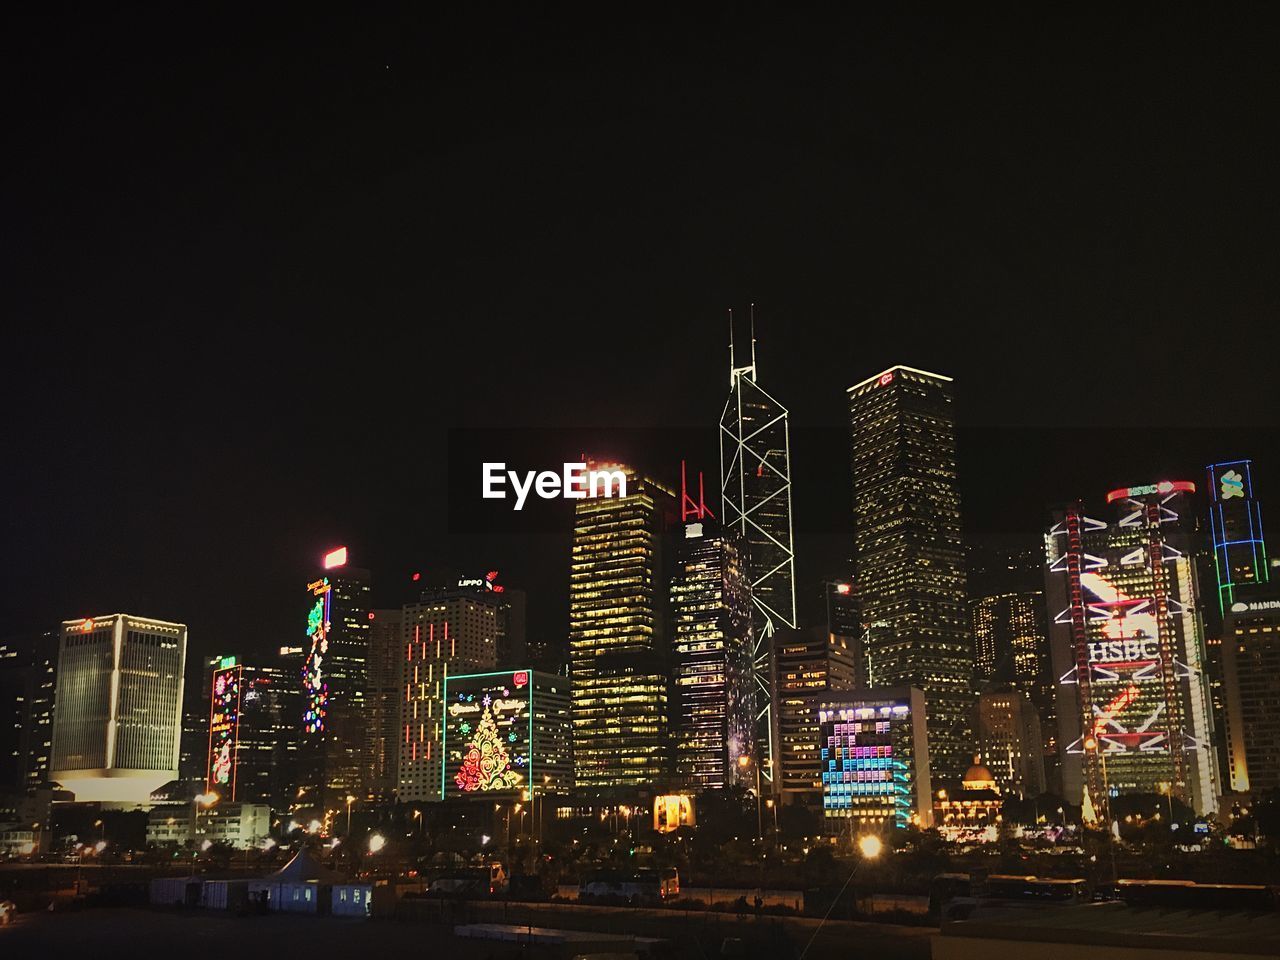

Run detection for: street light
[[739, 755, 763, 841], [346, 795, 357, 835], [192, 791, 219, 871], [368, 834, 386, 854], [857, 834, 883, 859]]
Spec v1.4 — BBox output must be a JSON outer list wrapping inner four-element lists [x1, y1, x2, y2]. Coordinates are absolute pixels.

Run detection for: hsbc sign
[[1089, 638, 1159, 662]]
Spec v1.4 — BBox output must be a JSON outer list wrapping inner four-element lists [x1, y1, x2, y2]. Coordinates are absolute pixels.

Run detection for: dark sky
[[3, 7, 1277, 660]]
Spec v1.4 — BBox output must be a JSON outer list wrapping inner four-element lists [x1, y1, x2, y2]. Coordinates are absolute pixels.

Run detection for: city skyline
[[6, 10, 1280, 664], [5, 7, 1280, 948]]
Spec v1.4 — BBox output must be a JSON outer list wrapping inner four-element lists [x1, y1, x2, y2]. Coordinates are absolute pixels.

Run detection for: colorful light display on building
[[1045, 484, 1218, 818], [653, 794, 696, 833], [441, 670, 532, 798], [1207, 460, 1268, 615], [303, 578, 331, 734], [207, 658, 243, 798], [817, 687, 932, 832]]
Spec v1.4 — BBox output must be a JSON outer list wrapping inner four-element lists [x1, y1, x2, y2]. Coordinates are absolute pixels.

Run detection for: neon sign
[[323, 546, 348, 569], [303, 578, 331, 734], [207, 662, 242, 797], [456, 570, 505, 593], [1220, 470, 1245, 500], [441, 672, 532, 798], [1105, 480, 1196, 503]]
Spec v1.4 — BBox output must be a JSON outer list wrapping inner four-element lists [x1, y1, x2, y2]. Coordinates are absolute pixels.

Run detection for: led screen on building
[[653, 795, 696, 832], [207, 659, 242, 797], [441, 670, 532, 799]]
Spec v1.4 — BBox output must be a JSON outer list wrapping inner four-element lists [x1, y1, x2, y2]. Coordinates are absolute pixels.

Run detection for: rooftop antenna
[[728, 308, 736, 387], [681, 460, 715, 522], [729, 305, 756, 387]]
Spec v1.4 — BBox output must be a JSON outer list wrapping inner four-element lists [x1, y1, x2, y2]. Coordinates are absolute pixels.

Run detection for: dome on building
[[961, 755, 998, 792]]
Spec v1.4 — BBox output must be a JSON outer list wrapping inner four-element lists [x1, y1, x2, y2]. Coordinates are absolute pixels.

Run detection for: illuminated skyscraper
[[397, 589, 500, 801], [0, 630, 57, 794], [771, 625, 860, 804], [976, 688, 1045, 799], [569, 463, 674, 789], [1045, 482, 1219, 818], [818, 687, 933, 833], [969, 591, 1055, 777], [847, 365, 973, 782], [297, 547, 371, 818], [1220, 584, 1280, 793], [670, 463, 755, 791], [365, 608, 404, 803], [720, 312, 796, 786], [203, 654, 299, 812], [1207, 460, 1268, 615], [50, 614, 187, 803]]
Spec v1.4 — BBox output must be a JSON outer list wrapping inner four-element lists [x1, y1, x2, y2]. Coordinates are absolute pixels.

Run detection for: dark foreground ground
[[0, 905, 935, 960]]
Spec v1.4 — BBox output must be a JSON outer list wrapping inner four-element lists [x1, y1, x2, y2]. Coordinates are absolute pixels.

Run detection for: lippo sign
[[482, 462, 627, 511]]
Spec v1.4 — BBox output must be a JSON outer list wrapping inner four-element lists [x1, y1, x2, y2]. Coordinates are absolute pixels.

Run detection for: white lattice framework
[[718, 311, 796, 785]]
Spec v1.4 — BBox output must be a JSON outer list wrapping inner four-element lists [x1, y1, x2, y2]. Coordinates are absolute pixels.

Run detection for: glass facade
[[569, 464, 673, 788], [847, 366, 973, 782], [670, 519, 755, 791]]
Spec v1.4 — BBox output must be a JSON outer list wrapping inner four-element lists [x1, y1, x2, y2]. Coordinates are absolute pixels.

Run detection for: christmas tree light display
[[454, 696, 523, 793], [443, 672, 534, 798]]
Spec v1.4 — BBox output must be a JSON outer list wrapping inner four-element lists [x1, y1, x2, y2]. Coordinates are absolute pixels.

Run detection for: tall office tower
[[976, 689, 1045, 799], [969, 592, 1055, 771], [719, 313, 796, 788], [1045, 482, 1219, 819], [49, 615, 187, 803], [818, 687, 933, 834], [1207, 461, 1269, 616], [670, 463, 756, 792], [204, 655, 300, 812], [297, 547, 372, 819], [1199, 462, 1268, 799], [365, 608, 404, 803], [847, 365, 972, 783], [417, 572, 527, 668], [569, 462, 675, 789], [398, 591, 501, 801], [1221, 589, 1280, 793], [0, 631, 57, 794], [771, 625, 860, 804]]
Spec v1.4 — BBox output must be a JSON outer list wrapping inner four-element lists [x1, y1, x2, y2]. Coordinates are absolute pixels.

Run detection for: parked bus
[[930, 873, 1089, 920], [579, 867, 679, 904]]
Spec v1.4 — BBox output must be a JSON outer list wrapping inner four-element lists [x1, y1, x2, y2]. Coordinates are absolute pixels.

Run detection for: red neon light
[[1105, 481, 1196, 503], [680, 460, 715, 522], [835, 583, 852, 595], [513, 670, 529, 688], [323, 546, 348, 569], [412, 572, 421, 582], [368, 611, 376, 621], [1094, 684, 1141, 736], [878, 371, 894, 387]]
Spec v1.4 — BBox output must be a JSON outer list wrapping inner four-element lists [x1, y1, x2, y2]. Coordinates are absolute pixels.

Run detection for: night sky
[[4, 8, 1277, 661]]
